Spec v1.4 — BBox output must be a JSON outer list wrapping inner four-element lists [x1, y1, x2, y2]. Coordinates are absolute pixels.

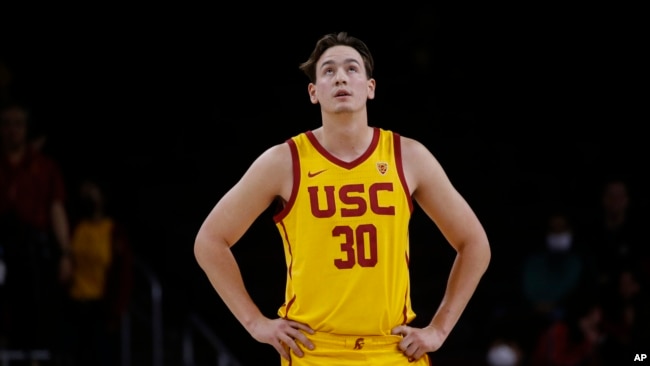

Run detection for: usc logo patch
[[376, 162, 388, 175]]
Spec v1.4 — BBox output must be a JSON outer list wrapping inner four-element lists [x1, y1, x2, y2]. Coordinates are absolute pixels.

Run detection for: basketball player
[[194, 32, 491, 365]]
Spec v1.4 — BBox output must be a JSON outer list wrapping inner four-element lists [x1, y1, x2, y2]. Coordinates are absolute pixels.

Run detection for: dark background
[[2, 4, 647, 364]]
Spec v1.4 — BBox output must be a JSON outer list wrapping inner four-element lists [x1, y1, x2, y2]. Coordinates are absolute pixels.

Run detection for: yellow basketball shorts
[[281, 331, 432, 366]]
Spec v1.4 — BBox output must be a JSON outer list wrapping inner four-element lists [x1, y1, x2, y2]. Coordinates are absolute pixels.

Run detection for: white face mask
[[487, 343, 518, 366], [546, 232, 573, 252]]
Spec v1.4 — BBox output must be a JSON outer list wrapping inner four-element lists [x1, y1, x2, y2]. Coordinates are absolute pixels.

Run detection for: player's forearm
[[429, 238, 490, 337], [194, 237, 265, 331]]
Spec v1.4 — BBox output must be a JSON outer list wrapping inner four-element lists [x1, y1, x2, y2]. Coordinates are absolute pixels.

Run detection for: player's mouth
[[334, 90, 351, 98]]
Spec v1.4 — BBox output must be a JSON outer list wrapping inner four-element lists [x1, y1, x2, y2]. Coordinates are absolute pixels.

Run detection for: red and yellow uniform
[[274, 127, 430, 365]]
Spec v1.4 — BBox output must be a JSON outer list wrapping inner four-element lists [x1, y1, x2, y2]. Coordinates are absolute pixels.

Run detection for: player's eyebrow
[[319, 58, 361, 70]]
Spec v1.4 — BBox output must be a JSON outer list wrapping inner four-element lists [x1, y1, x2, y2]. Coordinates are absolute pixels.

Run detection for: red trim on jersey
[[273, 138, 301, 223], [285, 295, 297, 317], [305, 127, 380, 170], [404, 251, 411, 324], [393, 132, 414, 214], [278, 221, 294, 279]]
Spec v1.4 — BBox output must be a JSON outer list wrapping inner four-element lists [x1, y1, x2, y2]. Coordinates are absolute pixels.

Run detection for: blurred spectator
[[485, 338, 523, 366], [0, 102, 72, 361], [600, 265, 650, 364], [521, 209, 592, 325], [582, 178, 646, 288], [60, 178, 134, 366], [529, 290, 606, 366]]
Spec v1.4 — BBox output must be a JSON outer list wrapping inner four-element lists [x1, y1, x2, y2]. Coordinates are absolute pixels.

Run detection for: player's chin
[[332, 105, 356, 114]]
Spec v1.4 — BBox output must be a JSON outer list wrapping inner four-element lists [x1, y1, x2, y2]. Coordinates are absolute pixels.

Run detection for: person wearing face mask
[[545, 229, 573, 253], [519, 209, 593, 353], [486, 339, 523, 366]]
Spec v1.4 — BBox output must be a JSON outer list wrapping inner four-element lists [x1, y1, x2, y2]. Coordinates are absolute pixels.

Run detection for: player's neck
[[320, 109, 369, 132], [313, 119, 374, 162]]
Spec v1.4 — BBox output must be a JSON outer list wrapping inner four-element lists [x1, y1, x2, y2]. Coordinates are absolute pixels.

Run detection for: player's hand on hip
[[249, 317, 315, 360], [391, 325, 444, 361]]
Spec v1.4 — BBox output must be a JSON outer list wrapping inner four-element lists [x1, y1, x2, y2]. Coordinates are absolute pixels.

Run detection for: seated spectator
[[529, 290, 606, 366], [581, 177, 646, 288], [521, 209, 591, 324], [600, 265, 650, 364]]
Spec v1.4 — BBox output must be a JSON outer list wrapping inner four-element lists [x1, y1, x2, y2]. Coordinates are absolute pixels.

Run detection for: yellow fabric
[[275, 127, 415, 336], [280, 331, 431, 365], [69, 218, 114, 300]]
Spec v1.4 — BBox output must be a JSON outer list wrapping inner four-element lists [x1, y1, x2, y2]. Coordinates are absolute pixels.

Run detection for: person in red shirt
[[529, 291, 605, 366], [0, 102, 72, 359]]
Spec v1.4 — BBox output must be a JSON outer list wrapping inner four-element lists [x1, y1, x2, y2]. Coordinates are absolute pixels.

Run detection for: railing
[[182, 312, 242, 366], [1, 256, 240, 366], [0, 256, 164, 366], [126, 258, 164, 366], [0, 349, 50, 366]]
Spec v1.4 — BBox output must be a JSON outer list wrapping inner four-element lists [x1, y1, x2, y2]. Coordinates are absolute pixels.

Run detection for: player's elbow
[[194, 230, 214, 269], [479, 239, 491, 273], [194, 228, 233, 269], [473, 236, 491, 275], [457, 234, 491, 274]]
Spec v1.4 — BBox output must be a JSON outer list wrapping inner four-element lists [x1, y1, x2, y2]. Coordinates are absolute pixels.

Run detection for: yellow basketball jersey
[[274, 127, 416, 335], [69, 218, 114, 300]]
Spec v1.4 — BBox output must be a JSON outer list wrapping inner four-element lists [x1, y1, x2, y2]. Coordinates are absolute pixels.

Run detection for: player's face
[[309, 45, 375, 114]]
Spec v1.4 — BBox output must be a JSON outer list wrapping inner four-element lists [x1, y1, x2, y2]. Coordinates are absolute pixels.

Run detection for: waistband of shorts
[[307, 331, 402, 349]]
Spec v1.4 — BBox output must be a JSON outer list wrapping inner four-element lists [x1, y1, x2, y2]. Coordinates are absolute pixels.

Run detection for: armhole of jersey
[[273, 138, 300, 223], [393, 132, 414, 214]]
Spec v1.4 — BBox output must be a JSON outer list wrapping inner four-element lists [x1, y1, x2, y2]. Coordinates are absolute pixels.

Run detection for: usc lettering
[[308, 182, 395, 218]]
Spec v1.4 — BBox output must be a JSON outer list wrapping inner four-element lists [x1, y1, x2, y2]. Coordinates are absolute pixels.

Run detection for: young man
[[194, 32, 491, 365], [0, 102, 73, 358]]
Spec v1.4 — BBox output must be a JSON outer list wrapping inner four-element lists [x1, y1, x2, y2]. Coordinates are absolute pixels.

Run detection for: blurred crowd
[[1, 60, 134, 365]]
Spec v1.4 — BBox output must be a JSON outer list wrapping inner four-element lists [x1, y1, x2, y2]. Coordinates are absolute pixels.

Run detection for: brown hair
[[299, 32, 374, 83]]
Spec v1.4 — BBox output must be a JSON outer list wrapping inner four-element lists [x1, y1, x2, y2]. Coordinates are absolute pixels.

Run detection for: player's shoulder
[[248, 138, 295, 179], [258, 140, 292, 164], [395, 133, 432, 158]]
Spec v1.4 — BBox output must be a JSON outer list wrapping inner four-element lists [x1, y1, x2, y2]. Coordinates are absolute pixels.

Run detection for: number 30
[[332, 224, 378, 269]]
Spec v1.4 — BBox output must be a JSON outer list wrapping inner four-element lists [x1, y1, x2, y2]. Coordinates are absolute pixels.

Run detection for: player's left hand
[[391, 325, 445, 361]]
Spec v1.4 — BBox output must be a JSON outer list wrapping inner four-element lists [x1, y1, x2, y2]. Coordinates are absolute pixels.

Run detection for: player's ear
[[367, 78, 376, 100], [308, 83, 318, 104]]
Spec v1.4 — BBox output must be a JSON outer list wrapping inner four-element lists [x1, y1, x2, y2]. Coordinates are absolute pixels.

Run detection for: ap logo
[[634, 353, 647, 362]]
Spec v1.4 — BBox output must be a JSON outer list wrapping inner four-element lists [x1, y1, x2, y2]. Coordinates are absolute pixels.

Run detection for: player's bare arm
[[392, 136, 491, 360], [194, 143, 315, 360]]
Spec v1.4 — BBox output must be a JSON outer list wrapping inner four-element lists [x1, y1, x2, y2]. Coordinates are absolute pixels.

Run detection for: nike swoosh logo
[[307, 169, 327, 178]]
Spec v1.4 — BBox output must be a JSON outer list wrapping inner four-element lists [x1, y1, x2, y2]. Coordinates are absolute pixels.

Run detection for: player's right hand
[[248, 317, 315, 360]]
